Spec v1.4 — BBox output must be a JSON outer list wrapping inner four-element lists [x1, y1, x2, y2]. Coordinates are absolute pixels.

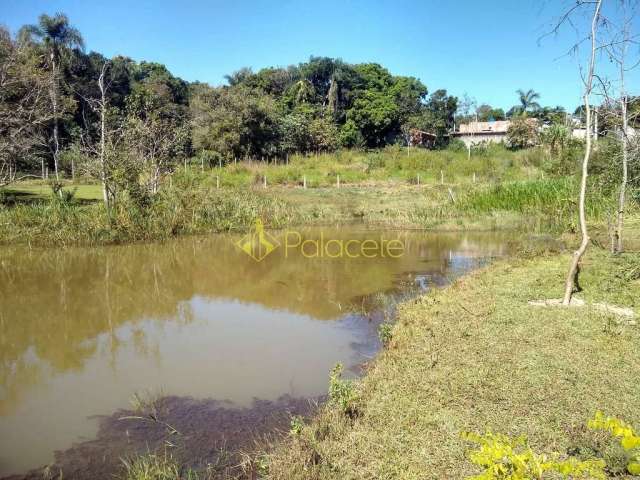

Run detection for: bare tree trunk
[[50, 52, 60, 181], [613, 10, 632, 254], [562, 0, 602, 306], [98, 63, 110, 209], [615, 94, 629, 253], [152, 161, 160, 194]]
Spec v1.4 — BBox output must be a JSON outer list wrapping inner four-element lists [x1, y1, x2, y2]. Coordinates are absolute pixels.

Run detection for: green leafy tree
[[0, 27, 53, 185], [308, 116, 338, 152], [338, 119, 364, 148], [476, 104, 505, 121], [406, 89, 457, 147], [507, 116, 539, 149], [191, 84, 279, 159]]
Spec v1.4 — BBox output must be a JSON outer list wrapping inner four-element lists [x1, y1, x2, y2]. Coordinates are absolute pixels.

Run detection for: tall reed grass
[[0, 174, 295, 246]]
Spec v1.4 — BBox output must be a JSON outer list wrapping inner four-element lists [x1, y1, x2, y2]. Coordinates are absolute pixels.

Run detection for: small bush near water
[[328, 363, 358, 418]]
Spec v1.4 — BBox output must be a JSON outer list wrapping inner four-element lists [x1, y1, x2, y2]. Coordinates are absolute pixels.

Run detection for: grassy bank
[[1, 145, 637, 246], [266, 247, 640, 479], [0, 177, 634, 246], [0, 180, 298, 245]]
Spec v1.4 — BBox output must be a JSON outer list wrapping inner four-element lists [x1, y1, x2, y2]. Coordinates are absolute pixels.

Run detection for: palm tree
[[516, 89, 541, 114], [19, 13, 84, 180], [224, 67, 253, 86]]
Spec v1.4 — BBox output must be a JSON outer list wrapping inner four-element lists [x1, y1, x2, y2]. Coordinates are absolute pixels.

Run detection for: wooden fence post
[[417, 174, 420, 186], [263, 175, 267, 188], [216, 175, 220, 189], [440, 170, 444, 185], [337, 174, 340, 188], [303, 175, 307, 189]]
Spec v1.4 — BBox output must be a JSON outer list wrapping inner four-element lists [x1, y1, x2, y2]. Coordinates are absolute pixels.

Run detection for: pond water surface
[[0, 226, 517, 478]]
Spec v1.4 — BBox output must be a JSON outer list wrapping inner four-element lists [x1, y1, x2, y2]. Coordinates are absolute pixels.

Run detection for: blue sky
[[3, 0, 637, 111]]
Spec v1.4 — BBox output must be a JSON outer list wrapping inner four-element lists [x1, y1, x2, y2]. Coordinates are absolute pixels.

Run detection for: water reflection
[[0, 227, 513, 476]]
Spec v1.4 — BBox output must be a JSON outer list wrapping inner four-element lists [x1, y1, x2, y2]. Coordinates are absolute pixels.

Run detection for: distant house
[[451, 120, 511, 147], [408, 129, 438, 148], [571, 127, 590, 140]]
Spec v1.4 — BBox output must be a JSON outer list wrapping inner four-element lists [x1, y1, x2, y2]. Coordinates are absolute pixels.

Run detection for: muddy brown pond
[[0, 227, 520, 478]]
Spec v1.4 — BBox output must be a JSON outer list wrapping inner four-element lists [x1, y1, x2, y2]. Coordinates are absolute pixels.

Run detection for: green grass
[[122, 453, 203, 480], [1, 176, 635, 246], [0, 176, 298, 246], [4, 181, 103, 201], [1, 146, 637, 246], [266, 248, 640, 479], [201, 143, 543, 188], [436, 177, 622, 233]]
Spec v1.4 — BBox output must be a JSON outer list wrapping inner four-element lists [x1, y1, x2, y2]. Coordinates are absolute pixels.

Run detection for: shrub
[[328, 363, 358, 417], [507, 117, 539, 149], [378, 323, 393, 346], [289, 416, 305, 436], [447, 138, 467, 152], [462, 431, 605, 480]]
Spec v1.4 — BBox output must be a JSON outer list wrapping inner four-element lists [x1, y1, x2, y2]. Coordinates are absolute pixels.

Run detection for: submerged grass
[[266, 248, 640, 479]]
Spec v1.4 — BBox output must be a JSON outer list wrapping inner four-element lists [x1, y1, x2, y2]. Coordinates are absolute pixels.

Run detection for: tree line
[[0, 13, 461, 189], [1, 13, 593, 190]]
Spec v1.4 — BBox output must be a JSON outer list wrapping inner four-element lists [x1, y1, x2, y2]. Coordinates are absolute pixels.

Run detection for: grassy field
[[0, 145, 637, 246], [3, 182, 103, 201], [266, 247, 640, 479], [194, 144, 544, 188]]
